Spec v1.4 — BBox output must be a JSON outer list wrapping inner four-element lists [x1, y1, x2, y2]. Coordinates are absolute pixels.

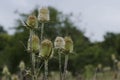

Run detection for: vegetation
[[0, 7, 120, 80]]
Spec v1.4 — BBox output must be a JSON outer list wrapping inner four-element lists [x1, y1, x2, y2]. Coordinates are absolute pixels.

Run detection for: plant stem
[[59, 50, 62, 80], [20, 71, 23, 80], [29, 30, 35, 80], [41, 23, 44, 41], [63, 55, 69, 80], [44, 60, 48, 80]]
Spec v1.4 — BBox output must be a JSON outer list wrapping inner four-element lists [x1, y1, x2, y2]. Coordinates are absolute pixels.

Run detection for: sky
[[0, 0, 120, 42]]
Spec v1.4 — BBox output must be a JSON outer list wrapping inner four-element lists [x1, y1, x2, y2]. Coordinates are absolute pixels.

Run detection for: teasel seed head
[[111, 54, 116, 61], [27, 34, 40, 53], [19, 61, 25, 71], [38, 7, 50, 22], [97, 64, 102, 69], [39, 39, 53, 59], [2, 65, 10, 76], [64, 36, 73, 53], [54, 36, 65, 49], [11, 74, 19, 80], [26, 15, 38, 29]]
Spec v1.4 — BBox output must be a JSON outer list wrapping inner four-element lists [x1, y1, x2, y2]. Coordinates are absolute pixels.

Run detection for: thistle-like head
[[2, 65, 10, 76], [19, 61, 25, 71], [38, 7, 50, 22], [26, 15, 38, 29], [64, 36, 73, 53], [39, 39, 53, 59], [54, 36, 65, 49], [27, 34, 40, 53]]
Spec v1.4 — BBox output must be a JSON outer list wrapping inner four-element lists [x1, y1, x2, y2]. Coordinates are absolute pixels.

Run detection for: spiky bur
[[27, 34, 40, 53], [2, 65, 10, 76], [64, 36, 73, 53], [38, 7, 50, 22], [54, 36, 65, 49], [26, 15, 38, 29], [11, 74, 19, 80], [39, 39, 53, 59], [19, 61, 25, 71]]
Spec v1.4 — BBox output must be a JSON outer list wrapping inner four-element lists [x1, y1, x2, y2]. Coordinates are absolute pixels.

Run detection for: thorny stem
[[37, 62, 44, 77], [44, 60, 48, 80], [63, 55, 69, 80], [29, 30, 36, 80], [35, 22, 45, 79], [58, 50, 62, 80], [41, 23, 44, 42]]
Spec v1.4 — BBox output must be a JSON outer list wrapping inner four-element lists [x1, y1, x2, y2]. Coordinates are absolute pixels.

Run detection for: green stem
[[29, 30, 36, 80], [44, 60, 48, 80], [41, 23, 44, 42], [59, 50, 62, 80], [63, 55, 69, 80], [32, 53, 36, 80]]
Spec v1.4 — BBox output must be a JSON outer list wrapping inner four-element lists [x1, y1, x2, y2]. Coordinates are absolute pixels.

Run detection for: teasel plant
[[38, 7, 51, 80], [111, 54, 118, 79], [24, 6, 74, 80], [54, 36, 65, 80], [111, 54, 118, 71], [25, 7, 51, 80], [63, 36, 73, 80], [26, 14, 40, 80], [39, 39, 53, 80], [19, 61, 25, 80], [2, 65, 11, 80]]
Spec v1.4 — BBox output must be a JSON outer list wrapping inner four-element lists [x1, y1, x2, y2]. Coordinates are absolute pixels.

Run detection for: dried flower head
[[26, 15, 38, 29], [97, 64, 102, 69], [64, 36, 73, 53], [27, 34, 40, 53], [54, 36, 65, 49], [19, 61, 25, 71], [2, 65, 10, 75], [11, 74, 19, 80], [39, 39, 53, 59], [38, 7, 50, 22], [111, 54, 116, 61]]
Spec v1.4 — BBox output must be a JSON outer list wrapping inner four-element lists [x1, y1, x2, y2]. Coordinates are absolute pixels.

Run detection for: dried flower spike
[[54, 36, 65, 49], [38, 7, 50, 22], [2, 65, 10, 76], [39, 39, 53, 59], [26, 15, 38, 29], [64, 36, 73, 53], [27, 34, 40, 53], [19, 61, 25, 71]]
